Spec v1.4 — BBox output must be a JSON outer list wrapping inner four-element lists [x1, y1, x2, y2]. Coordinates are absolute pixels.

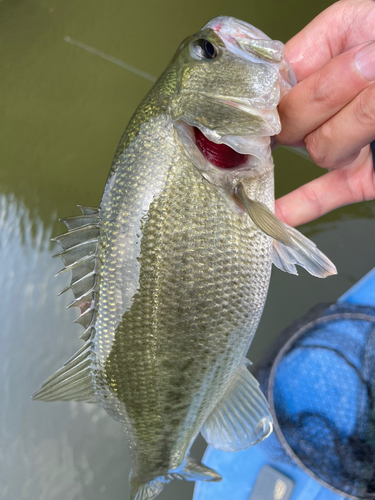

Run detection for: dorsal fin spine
[[77, 205, 99, 215], [57, 206, 100, 342], [66, 286, 97, 309], [60, 215, 100, 230], [74, 305, 95, 322], [30, 206, 101, 404], [80, 326, 95, 341], [52, 239, 98, 260], [55, 254, 98, 276], [74, 305, 96, 329], [51, 223, 99, 244], [58, 271, 96, 296]]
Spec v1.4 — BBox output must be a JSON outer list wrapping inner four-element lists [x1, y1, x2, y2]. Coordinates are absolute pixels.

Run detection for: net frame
[[266, 311, 375, 500]]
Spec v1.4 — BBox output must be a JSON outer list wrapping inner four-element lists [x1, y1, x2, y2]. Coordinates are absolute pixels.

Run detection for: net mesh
[[255, 303, 375, 499]]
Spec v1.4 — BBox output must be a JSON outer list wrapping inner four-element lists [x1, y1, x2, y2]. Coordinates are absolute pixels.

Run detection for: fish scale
[[32, 16, 337, 500], [97, 118, 273, 481]]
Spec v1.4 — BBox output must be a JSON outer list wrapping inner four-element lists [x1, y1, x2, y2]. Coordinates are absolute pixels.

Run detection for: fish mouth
[[193, 127, 249, 169], [175, 120, 272, 172], [175, 120, 274, 199]]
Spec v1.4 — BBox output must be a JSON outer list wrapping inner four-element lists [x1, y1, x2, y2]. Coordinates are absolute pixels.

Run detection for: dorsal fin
[[31, 206, 101, 403], [53, 205, 101, 343], [31, 341, 96, 402]]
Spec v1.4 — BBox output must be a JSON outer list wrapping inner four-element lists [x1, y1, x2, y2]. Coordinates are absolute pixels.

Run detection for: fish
[[32, 16, 337, 500]]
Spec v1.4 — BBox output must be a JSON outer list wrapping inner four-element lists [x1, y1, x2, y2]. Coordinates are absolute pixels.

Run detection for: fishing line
[[64, 36, 157, 83]]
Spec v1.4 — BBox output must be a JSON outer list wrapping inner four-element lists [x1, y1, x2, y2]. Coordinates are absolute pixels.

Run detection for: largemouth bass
[[33, 16, 336, 500]]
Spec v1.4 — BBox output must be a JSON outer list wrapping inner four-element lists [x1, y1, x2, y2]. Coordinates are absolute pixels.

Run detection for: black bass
[[33, 16, 336, 500]]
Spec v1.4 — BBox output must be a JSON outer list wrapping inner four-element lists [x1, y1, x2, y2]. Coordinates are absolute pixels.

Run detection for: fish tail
[[129, 455, 221, 499], [176, 454, 222, 482], [129, 472, 165, 500], [164, 454, 221, 483]]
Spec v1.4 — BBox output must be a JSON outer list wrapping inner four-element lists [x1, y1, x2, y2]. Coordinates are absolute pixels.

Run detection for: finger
[[275, 146, 375, 227], [285, 0, 375, 81], [277, 42, 374, 146], [304, 81, 375, 169]]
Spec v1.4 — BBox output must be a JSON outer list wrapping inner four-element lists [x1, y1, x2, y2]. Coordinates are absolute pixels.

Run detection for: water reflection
[[0, 195, 131, 500]]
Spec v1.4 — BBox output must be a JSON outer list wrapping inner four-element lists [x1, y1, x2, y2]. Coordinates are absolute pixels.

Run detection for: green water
[[1, 1, 375, 499]]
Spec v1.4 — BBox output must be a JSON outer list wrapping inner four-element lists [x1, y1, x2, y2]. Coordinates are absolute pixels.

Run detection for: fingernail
[[355, 41, 375, 81]]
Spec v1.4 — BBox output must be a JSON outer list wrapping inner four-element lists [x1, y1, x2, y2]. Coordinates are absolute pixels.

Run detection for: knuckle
[[336, 165, 356, 200], [310, 73, 338, 109], [305, 126, 333, 167], [305, 134, 323, 164], [278, 98, 295, 137], [301, 183, 323, 218], [348, 148, 375, 202], [334, 147, 375, 205], [353, 89, 375, 128]]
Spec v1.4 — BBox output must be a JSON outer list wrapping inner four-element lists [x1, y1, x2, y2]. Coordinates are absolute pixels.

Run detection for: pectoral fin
[[201, 361, 272, 452], [234, 183, 337, 278]]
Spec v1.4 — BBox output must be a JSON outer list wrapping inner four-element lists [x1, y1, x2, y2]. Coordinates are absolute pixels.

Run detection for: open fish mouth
[[193, 127, 249, 169], [175, 120, 273, 188]]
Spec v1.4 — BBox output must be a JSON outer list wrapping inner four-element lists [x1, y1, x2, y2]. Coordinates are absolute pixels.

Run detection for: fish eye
[[191, 39, 218, 60]]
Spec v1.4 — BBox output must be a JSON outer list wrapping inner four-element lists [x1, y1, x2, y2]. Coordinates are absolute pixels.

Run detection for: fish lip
[[176, 91, 281, 141], [198, 92, 271, 112], [203, 16, 272, 42], [201, 16, 297, 92]]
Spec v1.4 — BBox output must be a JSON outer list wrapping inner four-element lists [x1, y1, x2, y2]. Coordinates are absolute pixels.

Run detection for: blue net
[[255, 303, 375, 499]]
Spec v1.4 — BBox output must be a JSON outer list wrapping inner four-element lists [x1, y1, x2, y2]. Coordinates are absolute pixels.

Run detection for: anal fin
[[201, 361, 272, 452]]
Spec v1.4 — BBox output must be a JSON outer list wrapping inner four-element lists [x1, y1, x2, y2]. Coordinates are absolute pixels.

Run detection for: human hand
[[275, 0, 375, 227]]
